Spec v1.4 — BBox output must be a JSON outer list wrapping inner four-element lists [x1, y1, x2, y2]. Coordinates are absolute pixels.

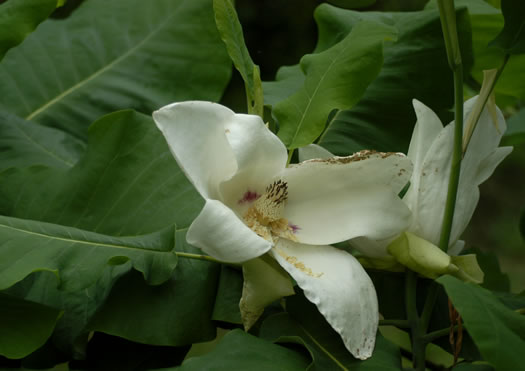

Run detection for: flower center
[[243, 180, 297, 243]]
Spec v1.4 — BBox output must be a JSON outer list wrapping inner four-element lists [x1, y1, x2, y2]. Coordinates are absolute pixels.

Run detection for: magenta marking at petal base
[[289, 223, 301, 233], [238, 190, 260, 204]]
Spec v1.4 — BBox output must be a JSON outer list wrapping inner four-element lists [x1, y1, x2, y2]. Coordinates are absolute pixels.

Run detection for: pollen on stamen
[[238, 190, 260, 205]]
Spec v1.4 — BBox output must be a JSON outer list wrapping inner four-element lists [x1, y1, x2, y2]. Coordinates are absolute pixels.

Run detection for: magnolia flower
[[153, 101, 413, 359], [348, 96, 512, 277]]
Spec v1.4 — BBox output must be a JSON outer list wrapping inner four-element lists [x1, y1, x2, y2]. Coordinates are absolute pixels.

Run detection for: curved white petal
[[153, 101, 238, 199], [240, 256, 295, 330], [298, 144, 334, 162], [187, 199, 272, 263], [282, 152, 412, 244], [404, 100, 444, 214], [219, 115, 287, 214], [271, 239, 378, 360]]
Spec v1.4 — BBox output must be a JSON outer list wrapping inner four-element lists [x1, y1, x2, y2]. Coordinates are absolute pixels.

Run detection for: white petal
[[239, 255, 295, 330], [153, 101, 238, 199], [187, 199, 272, 263], [219, 115, 287, 214], [282, 152, 412, 244], [271, 239, 378, 360], [298, 144, 334, 162], [413, 96, 511, 246], [404, 100, 444, 214], [350, 236, 394, 259]]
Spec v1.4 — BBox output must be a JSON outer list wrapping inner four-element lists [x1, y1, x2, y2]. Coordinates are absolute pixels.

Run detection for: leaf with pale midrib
[[0, 0, 231, 139], [0, 215, 178, 291]]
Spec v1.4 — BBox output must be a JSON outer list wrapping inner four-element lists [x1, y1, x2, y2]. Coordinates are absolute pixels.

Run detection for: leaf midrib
[[0, 220, 177, 253], [299, 323, 348, 370], [24, 0, 183, 121]]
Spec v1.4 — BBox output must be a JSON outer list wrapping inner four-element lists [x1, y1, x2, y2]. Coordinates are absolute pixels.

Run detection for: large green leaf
[[0, 215, 178, 291], [0, 110, 202, 236], [0, 0, 231, 139], [274, 20, 397, 150], [314, 4, 473, 154], [260, 292, 401, 370], [172, 329, 311, 371], [0, 111, 84, 172], [437, 275, 525, 371], [0, 293, 62, 359], [212, 265, 243, 324], [489, 0, 525, 54], [0, 0, 57, 61]]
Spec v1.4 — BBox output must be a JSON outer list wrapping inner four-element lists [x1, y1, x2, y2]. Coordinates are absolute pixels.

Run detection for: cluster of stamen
[[243, 180, 297, 243]]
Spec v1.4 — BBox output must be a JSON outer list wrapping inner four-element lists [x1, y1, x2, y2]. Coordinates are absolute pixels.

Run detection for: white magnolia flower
[[349, 96, 512, 266], [153, 101, 413, 359]]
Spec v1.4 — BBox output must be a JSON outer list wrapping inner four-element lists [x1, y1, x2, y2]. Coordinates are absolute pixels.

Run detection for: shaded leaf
[[172, 329, 310, 371], [0, 215, 178, 291], [260, 292, 401, 370], [212, 265, 243, 325], [274, 20, 397, 149], [315, 4, 473, 154], [489, 0, 525, 54], [0, 0, 57, 61], [0, 110, 202, 236], [437, 275, 525, 371], [0, 0, 231, 139], [0, 293, 61, 359], [0, 111, 84, 172]]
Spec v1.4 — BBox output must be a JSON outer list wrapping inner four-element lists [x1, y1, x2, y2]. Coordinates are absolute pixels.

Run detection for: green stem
[[437, 0, 464, 253], [286, 148, 295, 166], [422, 325, 458, 344], [379, 319, 411, 328], [420, 283, 440, 334], [406, 271, 425, 371]]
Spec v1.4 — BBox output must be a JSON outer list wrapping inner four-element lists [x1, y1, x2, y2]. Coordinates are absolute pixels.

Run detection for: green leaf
[[489, 0, 525, 54], [212, 265, 243, 324], [0, 0, 231, 139], [503, 107, 525, 145], [173, 329, 310, 371], [213, 0, 262, 116], [437, 275, 525, 371], [0, 110, 202, 236], [259, 292, 401, 370], [470, 249, 510, 292], [0, 0, 57, 61], [263, 65, 305, 108], [453, 363, 495, 371], [274, 20, 397, 150], [89, 233, 220, 347], [0, 215, 178, 291], [315, 5, 473, 154], [0, 111, 84, 172], [0, 293, 62, 359]]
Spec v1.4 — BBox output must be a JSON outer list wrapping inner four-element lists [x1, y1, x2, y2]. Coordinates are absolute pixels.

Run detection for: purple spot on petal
[[289, 223, 301, 233], [238, 190, 260, 205]]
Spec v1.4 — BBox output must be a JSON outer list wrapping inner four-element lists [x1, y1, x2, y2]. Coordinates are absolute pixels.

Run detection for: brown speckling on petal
[[300, 150, 402, 165], [276, 248, 324, 278], [225, 129, 230, 134]]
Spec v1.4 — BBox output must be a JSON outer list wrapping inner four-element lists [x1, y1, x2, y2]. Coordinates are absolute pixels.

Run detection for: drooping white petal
[[282, 152, 412, 244], [219, 115, 288, 214], [298, 144, 334, 162], [403, 100, 444, 215], [239, 255, 295, 330], [153, 101, 238, 199], [186, 199, 272, 263], [271, 239, 378, 360]]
